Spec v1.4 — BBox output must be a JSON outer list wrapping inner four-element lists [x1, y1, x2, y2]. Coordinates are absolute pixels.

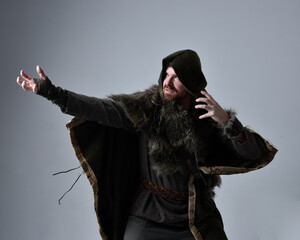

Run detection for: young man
[[17, 49, 277, 240]]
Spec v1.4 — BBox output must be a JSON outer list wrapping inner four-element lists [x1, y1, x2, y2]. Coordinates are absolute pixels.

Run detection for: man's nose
[[164, 77, 173, 86]]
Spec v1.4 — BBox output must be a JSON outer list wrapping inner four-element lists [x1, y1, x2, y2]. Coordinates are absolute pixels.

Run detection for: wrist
[[219, 111, 230, 124], [33, 77, 58, 100], [218, 109, 244, 138]]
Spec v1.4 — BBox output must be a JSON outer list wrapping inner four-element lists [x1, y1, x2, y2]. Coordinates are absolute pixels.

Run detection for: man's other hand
[[195, 91, 229, 124]]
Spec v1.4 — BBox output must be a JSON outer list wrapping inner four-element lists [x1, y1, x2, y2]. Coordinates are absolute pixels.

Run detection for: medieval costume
[[34, 50, 277, 240]]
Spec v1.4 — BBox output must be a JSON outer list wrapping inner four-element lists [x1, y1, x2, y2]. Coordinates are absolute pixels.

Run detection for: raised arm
[[195, 90, 264, 160], [16, 66, 134, 131]]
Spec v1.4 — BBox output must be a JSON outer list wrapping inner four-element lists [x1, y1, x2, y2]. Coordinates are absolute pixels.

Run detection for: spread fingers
[[20, 70, 33, 81]]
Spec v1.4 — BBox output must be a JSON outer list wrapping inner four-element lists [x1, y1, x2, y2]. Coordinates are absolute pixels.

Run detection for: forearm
[[34, 77, 134, 131], [65, 91, 134, 130], [34, 77, 68, 110], [219, 110, 262, 160]]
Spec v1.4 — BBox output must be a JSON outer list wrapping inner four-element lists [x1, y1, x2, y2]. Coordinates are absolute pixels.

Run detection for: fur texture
[[218, 109, 243, 138], [148, 99, 197, 175], [111, 85, 213, 176]]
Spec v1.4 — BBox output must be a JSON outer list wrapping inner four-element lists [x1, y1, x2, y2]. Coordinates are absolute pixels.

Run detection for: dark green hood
[[158, 49, 207, 98]]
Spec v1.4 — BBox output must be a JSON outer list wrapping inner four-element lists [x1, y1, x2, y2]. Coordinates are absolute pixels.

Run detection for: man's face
[[163, 67, 190, 102]]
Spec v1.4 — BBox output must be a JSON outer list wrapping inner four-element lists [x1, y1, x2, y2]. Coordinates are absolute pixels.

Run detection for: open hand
[[16, 65, 47, 93], [195, 91, 229, 124]]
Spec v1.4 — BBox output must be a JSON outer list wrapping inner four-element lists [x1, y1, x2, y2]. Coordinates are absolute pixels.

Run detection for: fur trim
[[110, 85, 202, 175], [109, 85, 159, 131], [148, 99, 197, 175], [218, 108, 243, 138], [110, 85, 222, 194]]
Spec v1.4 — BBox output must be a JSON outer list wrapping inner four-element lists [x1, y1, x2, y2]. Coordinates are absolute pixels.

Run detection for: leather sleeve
[[64, 91, 134, 131], [34, 77, 134, 131], [218, 109, 263, 161], [33, 77, 68, 110]]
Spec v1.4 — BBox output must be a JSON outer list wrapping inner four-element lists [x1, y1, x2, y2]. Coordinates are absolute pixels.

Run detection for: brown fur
[[110, 85, 221, 193]]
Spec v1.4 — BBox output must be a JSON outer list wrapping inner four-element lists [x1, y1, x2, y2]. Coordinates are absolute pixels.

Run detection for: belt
[[140, 178, 188, 202]]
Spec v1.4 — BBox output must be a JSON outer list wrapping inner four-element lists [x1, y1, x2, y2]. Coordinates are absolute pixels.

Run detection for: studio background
[[1, 0, 299, 239]]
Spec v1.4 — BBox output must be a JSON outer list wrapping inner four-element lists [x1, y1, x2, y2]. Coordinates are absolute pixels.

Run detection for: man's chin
[[163, 89, 177, 100], [163, 93, 176, 101]]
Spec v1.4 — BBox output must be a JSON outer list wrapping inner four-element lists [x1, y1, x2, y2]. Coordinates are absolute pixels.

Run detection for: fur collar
[[148, 96, 198, 175], [110, 85, 211, 175]]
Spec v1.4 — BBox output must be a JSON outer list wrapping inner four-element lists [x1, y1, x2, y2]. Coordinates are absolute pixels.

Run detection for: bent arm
[[194, 91, 268, 161], [219, 110, 267, 161], [231, 127, 264, 160]]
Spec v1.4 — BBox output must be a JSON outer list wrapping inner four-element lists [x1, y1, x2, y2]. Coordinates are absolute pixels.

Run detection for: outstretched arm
[[16, 66, 134, 131]]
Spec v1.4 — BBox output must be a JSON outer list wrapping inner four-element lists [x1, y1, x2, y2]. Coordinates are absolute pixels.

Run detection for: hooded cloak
[[66, 50, 277, 240]]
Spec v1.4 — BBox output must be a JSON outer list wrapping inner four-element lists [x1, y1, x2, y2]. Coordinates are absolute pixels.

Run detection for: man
[[17, 49, 277, 240]]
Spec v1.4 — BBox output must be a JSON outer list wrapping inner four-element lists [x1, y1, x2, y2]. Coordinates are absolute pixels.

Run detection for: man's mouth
[[163, 87, 176, 94]]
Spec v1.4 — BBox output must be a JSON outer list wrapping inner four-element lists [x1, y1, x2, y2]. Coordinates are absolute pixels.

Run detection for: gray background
[[1, 0, 299, 239]]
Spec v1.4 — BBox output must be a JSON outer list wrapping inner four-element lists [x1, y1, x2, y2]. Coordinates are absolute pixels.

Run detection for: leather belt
[[140, 178, 188, 202]]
